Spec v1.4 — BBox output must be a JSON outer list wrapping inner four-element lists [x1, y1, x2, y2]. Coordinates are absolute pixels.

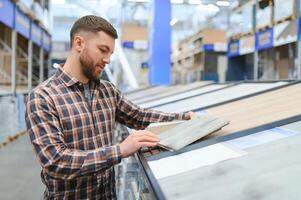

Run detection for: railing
[[0, 52, 12, 84], [0, 38, 12, 84], [0, 39, 11, 53]]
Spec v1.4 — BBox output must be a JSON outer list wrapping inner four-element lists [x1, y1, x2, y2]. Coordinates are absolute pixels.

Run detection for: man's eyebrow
[[98, 45, 114, 53], [98, 45, 110, 51]]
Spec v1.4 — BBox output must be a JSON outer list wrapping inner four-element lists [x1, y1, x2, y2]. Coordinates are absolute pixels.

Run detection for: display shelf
[[172, 28, 227, 83], [124, 81, 301, 200]]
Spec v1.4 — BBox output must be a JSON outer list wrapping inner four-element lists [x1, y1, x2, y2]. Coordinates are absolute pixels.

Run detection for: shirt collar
[[56, 65, 79, 87], [56, 64, 101, 87]]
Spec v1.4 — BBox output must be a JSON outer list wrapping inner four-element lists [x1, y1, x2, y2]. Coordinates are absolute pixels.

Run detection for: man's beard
[[79, 50, 102, 81]]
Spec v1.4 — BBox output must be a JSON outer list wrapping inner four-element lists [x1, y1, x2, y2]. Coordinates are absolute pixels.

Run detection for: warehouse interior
[[0, 0, 301, 199]]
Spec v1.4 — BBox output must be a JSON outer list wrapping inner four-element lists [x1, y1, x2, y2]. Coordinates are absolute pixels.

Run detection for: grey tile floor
[[0, 134, 44, 200]]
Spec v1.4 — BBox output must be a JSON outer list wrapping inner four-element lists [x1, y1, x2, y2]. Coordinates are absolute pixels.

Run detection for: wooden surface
[[206, 83, 301, 138]]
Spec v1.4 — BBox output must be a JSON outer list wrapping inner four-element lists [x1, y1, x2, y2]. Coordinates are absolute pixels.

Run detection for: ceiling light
[[128, 0, 184, 3], [170, 18, 178, 26], [188, 0, 202, 5], [51, 0, 66, 4], [127, 0, 150, 2], [206, 4, 220, 12], [216, 0, 230, 6], [171, 0, 184, 4]]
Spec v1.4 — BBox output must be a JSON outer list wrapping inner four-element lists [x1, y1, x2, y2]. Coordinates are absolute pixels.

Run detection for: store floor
[[0, 134, 43, 200]]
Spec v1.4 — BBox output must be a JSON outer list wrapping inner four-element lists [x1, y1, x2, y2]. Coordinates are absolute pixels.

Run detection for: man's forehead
[[79, 31, 115, 50], [77, 31, 114, 40]]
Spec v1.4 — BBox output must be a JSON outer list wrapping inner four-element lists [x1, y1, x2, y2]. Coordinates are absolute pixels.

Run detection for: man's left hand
[[187, 111, 198, 120]]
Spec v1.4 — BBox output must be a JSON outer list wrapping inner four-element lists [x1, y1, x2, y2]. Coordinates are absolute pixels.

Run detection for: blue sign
[[15, 8, 30, 39], [227, 40, 240, 57], [256, 28, 273, 50], [0, 0, 14, 28], [122, 41, 134, 49], [42, 31, 51, 52], [298, 17, 301, 40], [149, 0, 171, 85], [203, 44, 214, 52], [31, 22, 42, 46]]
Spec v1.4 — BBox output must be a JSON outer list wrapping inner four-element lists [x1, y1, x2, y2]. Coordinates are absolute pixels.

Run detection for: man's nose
[[103, 55, 110, 64]]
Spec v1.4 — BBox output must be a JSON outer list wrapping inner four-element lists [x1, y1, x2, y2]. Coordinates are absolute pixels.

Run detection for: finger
[[134, 130, 155, 135], [137, 135, 160, 143], [188, 111, 198, 119], [139, 142, 159, 148], [134, 131, 159, 139], [145, 131, 159, 138]]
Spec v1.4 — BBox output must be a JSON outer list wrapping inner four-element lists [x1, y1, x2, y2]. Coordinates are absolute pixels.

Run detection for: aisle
[[0, 134, 44, 200]]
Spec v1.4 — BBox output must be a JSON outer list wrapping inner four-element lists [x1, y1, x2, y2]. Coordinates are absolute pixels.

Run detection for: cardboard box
[[121, 23, 148, 41]]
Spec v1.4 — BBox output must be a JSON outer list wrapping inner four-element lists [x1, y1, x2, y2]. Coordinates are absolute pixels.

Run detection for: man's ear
[[73, 35, 84, 53]]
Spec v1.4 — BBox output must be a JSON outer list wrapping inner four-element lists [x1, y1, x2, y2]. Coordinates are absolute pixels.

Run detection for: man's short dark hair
[[70, 15, 118, 47]]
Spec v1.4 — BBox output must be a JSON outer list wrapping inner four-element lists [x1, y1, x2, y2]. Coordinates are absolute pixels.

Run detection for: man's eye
[[99, 48, 106, 53]]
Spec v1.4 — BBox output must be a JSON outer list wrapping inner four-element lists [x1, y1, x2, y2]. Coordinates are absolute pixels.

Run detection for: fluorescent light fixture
[[188, 0, 202, 5], [207, 3, 220, 12], [127, 0, 150, 2], [171, 0, 184, 4], [128, 0, 184, 3], [216, 0, 230, 6], [51, 0, 66, 4], [170, 18, 178, 26]]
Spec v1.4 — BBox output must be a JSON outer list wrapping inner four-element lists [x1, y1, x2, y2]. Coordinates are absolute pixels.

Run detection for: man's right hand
[[120, 130, 160, 158]]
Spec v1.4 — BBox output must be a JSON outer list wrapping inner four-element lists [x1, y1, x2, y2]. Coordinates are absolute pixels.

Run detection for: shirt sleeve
[[25, 90, 122, 179], [112, 84, 190, 130]]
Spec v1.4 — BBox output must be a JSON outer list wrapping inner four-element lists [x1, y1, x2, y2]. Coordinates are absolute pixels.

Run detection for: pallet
[[230, 31, 254, 41], [230, 33, 243, 41], [0, 131, 26, 150], [241, 31, 254, 38], [256, 23, 273, 32], [273, 15, 296, 26]]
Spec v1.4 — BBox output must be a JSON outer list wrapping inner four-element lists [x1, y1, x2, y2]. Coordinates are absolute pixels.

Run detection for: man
[[26, 15, 195, 199]]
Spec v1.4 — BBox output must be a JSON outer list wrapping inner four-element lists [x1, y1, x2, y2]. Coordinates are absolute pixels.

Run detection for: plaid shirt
[[25, 67, 189, 199]]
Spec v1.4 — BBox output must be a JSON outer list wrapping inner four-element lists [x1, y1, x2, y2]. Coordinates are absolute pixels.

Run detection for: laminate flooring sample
[[156, 116, 229, 151]]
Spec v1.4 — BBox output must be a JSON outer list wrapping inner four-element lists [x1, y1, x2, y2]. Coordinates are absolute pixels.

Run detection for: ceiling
[[51, 0, 241, 43]]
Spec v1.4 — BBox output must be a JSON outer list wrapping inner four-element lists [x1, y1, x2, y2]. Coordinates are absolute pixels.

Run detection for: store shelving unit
[[172, 29, 228, 83], [175, 0, 301, 82], [0, 0, 51, 95], [227, 0, 300, 81], [0, 0, 51, 149]]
